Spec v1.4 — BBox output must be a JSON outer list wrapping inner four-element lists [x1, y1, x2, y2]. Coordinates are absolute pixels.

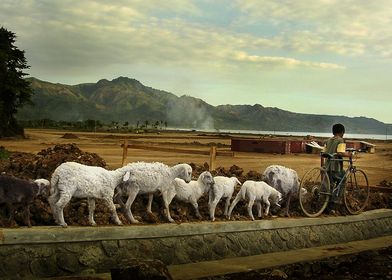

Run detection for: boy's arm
[[336, 143, 352, 157]]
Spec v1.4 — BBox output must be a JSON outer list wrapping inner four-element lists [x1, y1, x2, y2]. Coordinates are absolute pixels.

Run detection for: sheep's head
[[272, 190, 283, 208], [200, 171, 214, 191], [34, 179, 51, 197], [173, 163, 192, 183]]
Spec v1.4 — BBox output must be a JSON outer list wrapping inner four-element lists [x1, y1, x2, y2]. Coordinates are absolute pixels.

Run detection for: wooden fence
[[121, 140, 234, 171]]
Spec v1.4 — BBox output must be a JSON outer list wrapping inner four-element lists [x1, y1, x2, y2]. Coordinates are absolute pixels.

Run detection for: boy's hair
[[332, 123, 345, 135]]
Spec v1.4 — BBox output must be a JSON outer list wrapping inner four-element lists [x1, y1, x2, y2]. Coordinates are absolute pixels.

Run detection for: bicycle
[[299, 148, 370, 217]]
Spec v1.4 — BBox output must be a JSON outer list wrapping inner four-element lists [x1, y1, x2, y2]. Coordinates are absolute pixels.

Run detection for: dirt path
[[0, 128, 391, 186]]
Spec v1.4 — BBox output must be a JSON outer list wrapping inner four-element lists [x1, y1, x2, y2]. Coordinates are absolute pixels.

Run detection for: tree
[[0, 27, 33, 137]]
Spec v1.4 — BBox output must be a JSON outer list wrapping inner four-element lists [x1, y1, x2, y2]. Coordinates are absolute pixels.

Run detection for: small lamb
[[49, 162, 132, 227], [120, 162, 193, 223], [208, 176, 242, 221], [228, 180, 282, 221], [262, 165, 301, 216], [166, 171, 215, 219], [0, 175, 50, 227]]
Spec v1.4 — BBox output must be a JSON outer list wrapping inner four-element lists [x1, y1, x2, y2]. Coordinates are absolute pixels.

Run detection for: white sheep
[[48, 162, 132, 227], [262, 165, 301, 216], [208, 176, 242, 221], [228, 180, 282, 221], [166, 171, 214, 219], [120, 162, 193, 223]]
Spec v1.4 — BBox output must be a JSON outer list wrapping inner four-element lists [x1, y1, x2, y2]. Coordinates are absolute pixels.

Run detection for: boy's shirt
[[323, 136, 346, 173]]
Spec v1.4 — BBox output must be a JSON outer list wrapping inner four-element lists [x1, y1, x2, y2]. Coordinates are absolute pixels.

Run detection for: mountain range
[[17, 77, 389, 134]]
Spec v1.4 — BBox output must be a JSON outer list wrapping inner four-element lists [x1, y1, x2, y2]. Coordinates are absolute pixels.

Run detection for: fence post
[[209, 144, 217, 171], [122, 139, 128, 166]]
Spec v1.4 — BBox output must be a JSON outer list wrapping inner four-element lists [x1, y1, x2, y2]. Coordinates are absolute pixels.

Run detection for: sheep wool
[[121, 162, 193, 223], [228, 180, 282, 221], [49, 162, 132, 227], [167, 171, 214, 219], [208, 176, 242, 221], [263, 165, 300, 216]]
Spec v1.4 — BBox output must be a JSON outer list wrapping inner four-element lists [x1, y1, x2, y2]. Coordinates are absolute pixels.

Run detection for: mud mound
[[61, 133, 79, 139], [35, 144, 106, 178], [2, 143, 106, 179], [0, 144, 108, 226]]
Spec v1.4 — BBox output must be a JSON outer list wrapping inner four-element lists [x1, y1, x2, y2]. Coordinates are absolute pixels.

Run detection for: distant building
[[231, 138, 375, 154]]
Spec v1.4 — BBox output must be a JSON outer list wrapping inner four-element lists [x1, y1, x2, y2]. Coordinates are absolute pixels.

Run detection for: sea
[[169, 128, 389, 141]]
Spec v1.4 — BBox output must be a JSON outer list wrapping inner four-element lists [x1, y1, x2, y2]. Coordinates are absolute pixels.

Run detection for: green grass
[[0, 147, 9, 160]]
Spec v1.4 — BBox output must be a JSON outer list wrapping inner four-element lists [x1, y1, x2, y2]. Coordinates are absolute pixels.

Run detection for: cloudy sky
[[2, 0, 392, 123]]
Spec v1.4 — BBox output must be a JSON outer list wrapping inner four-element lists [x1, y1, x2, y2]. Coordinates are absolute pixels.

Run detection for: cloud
[[0, 0, 346, 79], [234, 0, 392, 59], [233, 51, 345, 69]]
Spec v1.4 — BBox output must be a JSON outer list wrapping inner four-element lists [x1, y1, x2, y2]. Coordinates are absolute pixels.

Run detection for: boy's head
[[332, 123, 345, 136]]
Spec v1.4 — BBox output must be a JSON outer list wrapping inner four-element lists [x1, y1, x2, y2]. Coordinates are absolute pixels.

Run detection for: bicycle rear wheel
[[344, 169, 369, 214], [299, 167, 331, 217]]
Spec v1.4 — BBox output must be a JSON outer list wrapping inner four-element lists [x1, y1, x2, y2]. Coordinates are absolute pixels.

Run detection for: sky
[[1, 0, 392, 123]]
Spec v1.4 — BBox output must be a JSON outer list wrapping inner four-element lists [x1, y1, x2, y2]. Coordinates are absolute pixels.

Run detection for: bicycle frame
[[299, 149, 369, 217], [321, 153, 355, 200]]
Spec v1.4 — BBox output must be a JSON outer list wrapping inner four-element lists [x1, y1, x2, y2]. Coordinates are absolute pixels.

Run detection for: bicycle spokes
[[344, 169, 369, 214], [299, 167, 330, 217]]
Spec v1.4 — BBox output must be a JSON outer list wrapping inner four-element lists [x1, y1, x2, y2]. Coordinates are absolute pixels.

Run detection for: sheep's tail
[[239, 185, 247, 200], [50, 172, 60, 196], [235, 177, 242, 186]]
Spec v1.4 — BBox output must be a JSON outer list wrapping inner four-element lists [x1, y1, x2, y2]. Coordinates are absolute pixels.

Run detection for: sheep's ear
[[123, 171, 130, 182]]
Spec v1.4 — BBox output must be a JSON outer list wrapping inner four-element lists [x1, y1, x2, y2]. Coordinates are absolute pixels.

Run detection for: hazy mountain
[[17, 77, 389, 134]]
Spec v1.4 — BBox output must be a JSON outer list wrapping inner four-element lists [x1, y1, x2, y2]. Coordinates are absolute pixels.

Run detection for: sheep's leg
[[227, 194, 241, 220], [24, 204, 32, 227], [102, 196, 122, 225], [161, 190, 174, 223], [191, 200, 202, 219], [256, 201, 263, 218], [209, 196, 221, 222], [124, 190, 139, 223], [166, 188, 176, 206], [263, 197, 271, 216], [48, 193, 60, 223], [87, 198, 97, 226], [147, 193, 153, 214], [285, 193, 292, 217], [224, 197, 231, 217], [55, 193, 72, 227], [113, 191, 126, 211], [247, 199, 255, 220], [6, 203, 16, 226]]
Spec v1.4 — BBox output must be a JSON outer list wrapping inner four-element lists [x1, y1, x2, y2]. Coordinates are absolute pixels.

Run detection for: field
[[0, 128, 391, 279], [1, 128, 391, 186]]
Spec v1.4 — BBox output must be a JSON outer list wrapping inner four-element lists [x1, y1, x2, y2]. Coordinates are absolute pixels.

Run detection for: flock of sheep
[[0, 161, 301, 227]]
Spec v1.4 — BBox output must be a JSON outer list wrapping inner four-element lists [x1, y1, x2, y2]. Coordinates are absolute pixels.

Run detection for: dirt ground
[[1, 128, 391, 185], [204, 246, 392, 280], [0, 128, 391, 227]]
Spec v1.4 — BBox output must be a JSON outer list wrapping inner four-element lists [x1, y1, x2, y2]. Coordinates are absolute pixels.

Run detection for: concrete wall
[[0, 209, 391, 278]]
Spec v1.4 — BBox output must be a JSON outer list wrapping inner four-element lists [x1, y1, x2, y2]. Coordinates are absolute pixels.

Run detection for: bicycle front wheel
[[299, 167, 331, 217], [344, 169, 369, 214]]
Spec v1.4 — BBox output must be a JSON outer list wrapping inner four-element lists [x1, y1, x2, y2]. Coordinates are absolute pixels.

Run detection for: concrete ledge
[[1, 209, 391, 245], [0, 209, 391, 278]]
